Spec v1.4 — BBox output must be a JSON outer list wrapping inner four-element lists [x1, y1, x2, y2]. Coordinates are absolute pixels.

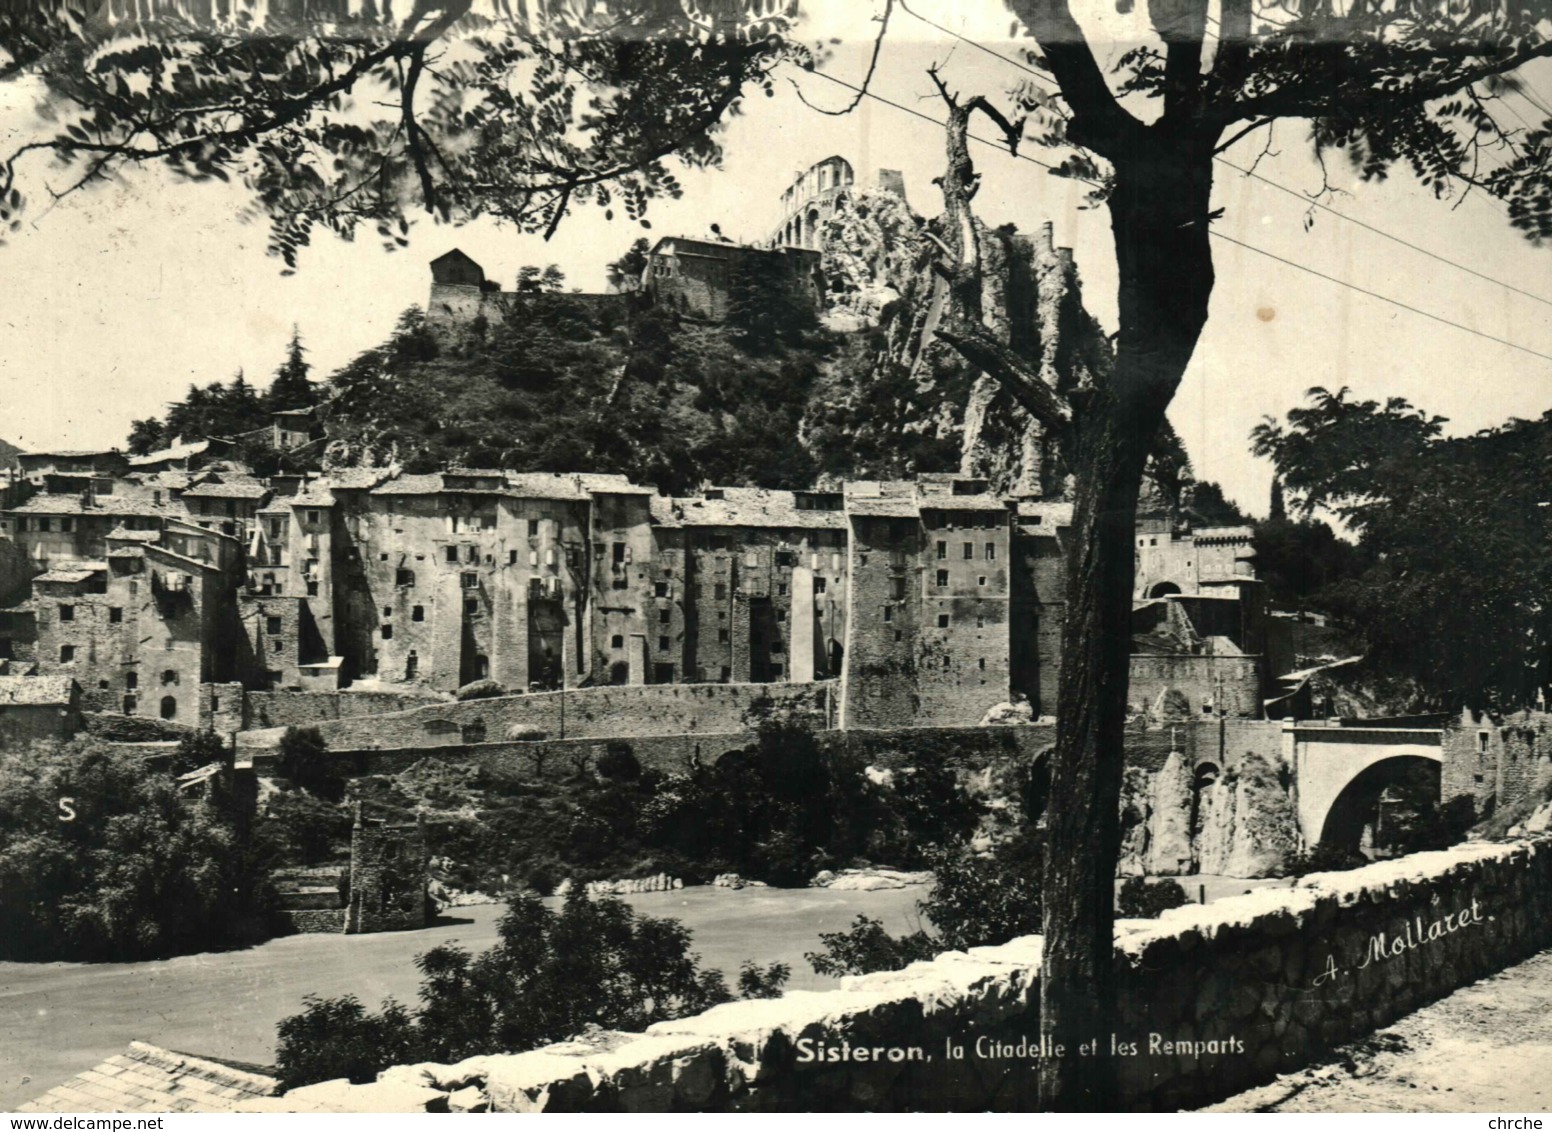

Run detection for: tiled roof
[[106, 527, 162, 542], [657, 487, 849, 530], [1017, 501, 1074, 525], [35, 565, 106, 584], [18, 449, 119, 460], [370, 473, 447, 497], [127, 439, 210, 467], [921, 496, 1011, 513], [182, 480, 268, 499], [844, 497, 920, 518], [289, 485, 336, 508], [8, 494, 175, 516], [0, 674, 76, 705], [318, 467, 394, 490], [19, 1042, 279, 1114]]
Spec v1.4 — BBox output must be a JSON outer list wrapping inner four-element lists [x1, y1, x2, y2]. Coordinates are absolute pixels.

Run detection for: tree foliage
[[1116, 876, 1189, 919], [0, 1, 803, 261], [275, 888, 744, 1089], [275, 725, 343, 802], [0, 739, 272, 961], [1255, 390, 1552, 708]]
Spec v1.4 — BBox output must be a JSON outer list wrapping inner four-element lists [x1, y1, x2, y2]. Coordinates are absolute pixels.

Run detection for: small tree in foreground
[[275, 888, 784, 1090]]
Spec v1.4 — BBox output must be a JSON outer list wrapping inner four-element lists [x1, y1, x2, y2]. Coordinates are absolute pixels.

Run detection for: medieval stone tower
[[345, 802, 428, 934]]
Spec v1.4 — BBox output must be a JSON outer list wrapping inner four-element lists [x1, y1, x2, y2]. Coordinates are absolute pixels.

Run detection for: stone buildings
[[641, 237, 823, 321], [0, 454, 1278, 735], [1441, 708, 1552, 825]]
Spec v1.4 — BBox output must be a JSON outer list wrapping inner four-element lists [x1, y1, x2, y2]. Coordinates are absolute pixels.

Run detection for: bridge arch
[[1291, 725, 1443, 848], [1314, 755, 1441, 853]]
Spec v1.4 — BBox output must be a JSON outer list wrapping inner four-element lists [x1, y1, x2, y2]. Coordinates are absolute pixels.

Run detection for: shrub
[[456, 680, 507, 701], [275, 890, 734, 1088], [1286, 843, 1369, 876], [806, 915, 939, 978], [0, 739, 274, 961], [595, 741, 641, 782], [263, 789, 352, 867], [922, 829, 1044, 951], [737, 960, 792, 1000], [275, 726, 343, 802], [171, 729, 228, 776], [806, 830, 1046, 978], [1117, 877, 1191, 919]]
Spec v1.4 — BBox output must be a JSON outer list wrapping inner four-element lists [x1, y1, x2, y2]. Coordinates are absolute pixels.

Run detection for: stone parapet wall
[[246, 839, 1552, 1112], [278, 909, 346, 934], [243, 689, 447, 731], [237, 681, 834, 753]]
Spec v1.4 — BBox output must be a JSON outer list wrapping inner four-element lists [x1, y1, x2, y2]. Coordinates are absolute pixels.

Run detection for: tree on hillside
[[267, 327, 316, 412], [0, 2, 800, 262], [900, 0, 1552, 1099], [607, 238, 654, 293], [0, 739, 272, 961]]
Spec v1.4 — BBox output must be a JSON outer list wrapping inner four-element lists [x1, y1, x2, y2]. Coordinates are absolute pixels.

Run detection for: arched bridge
[[1287, 724, 1444, 848]]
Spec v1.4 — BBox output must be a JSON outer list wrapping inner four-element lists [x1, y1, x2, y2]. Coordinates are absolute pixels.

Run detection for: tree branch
[[1229, 40, 1552, 124], [935, 322, 1074, 430], [788, 0, 893, 116], [1002, 0, 1141, 156]]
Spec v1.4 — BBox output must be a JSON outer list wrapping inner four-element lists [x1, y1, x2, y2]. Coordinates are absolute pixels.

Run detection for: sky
[[1, 1, 1550, 517]]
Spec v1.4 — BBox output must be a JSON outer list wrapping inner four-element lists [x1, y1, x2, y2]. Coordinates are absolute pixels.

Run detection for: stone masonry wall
[[249, 839, 1552, 1112], [238, 681, 834, 752]]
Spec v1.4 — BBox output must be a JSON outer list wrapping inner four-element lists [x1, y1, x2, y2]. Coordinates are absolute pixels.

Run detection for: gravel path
[[1209, 948, 1552, 1112]]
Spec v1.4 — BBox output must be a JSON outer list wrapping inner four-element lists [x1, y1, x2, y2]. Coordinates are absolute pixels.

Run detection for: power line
[[895, 0, 1552, 310], [799, 67, 1552, 366], [805, 68, 1069, 175], [1210, 229, 1552, 363]]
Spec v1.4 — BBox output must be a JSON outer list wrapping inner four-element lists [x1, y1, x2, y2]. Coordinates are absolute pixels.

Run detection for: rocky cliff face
[[804, 189, 1098, 496], [1118, 748, 1298, 879]]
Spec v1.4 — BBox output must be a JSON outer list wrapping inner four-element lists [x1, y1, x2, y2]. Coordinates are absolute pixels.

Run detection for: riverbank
[[0, 883, 926, 1111]]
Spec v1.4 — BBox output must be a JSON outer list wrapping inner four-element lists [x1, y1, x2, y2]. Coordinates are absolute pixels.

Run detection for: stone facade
[[0, 674, 81, 748], [245, 839, 1552, 1112], [642, 237, 822, 322], [1442, 708, 1552, 822], [770, 156, 908, 250]]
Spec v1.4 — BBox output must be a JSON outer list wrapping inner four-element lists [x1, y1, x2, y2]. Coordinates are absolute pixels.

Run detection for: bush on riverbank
[[324, 719, 985, 897], [0, 739, 276, 961], [275, 888, 781, 1089]]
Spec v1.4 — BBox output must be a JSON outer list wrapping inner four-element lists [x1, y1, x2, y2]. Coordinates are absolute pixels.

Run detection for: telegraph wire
[[1210, 230, 1552, 363], [892, 0, 1552, 310], [801, 68, 1552, 366]]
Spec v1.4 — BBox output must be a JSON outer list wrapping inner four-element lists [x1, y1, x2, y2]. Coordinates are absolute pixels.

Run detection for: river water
[[0, 884, 927, 1110]]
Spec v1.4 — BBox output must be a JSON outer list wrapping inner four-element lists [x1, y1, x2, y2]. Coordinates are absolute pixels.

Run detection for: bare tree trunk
[[1037, 136, 1216, 1110]]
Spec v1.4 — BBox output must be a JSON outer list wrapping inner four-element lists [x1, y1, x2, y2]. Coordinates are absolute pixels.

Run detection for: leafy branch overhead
[[989, 0, 1552, 240], [0, 0, 803, 263]]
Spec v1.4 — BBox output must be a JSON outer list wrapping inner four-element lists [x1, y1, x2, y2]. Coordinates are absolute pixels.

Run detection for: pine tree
[[266, 327, 316, 412], [1269, 477, 1288, 522]]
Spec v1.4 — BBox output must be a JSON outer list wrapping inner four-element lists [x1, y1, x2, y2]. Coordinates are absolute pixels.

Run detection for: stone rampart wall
[[237, 681, 834, 753], [247, 839, 1552, 1112]]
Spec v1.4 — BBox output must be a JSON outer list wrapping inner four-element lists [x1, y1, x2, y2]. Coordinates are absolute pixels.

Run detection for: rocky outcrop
[[810, 868, 932, 891], [1145, 749, 1195, 875], [1120, 750, 1298, 880], [804, 190, 1097, 496], [552, 874, 683, 897]]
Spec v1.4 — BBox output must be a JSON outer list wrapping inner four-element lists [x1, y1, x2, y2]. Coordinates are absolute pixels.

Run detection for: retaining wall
[[237, 681, 834, 754], [246, 838, 1552, 1112]]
